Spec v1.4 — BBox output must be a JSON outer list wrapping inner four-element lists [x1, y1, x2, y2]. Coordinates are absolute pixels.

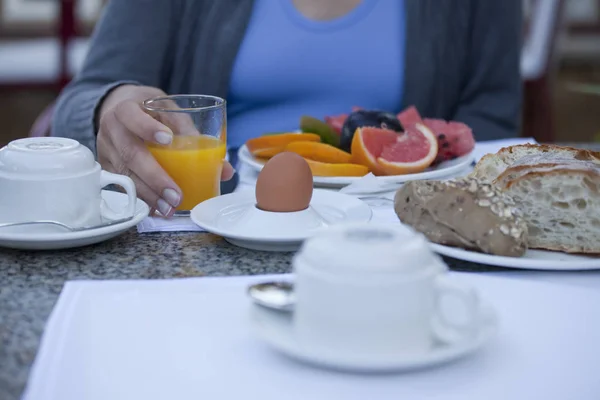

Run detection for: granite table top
[[0, 228, 516, 399], [2, 141, 600, 400]]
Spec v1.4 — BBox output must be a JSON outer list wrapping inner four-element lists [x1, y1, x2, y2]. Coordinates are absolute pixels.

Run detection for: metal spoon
[[247, 281, 295, 312], [0, 216, 134, 232]]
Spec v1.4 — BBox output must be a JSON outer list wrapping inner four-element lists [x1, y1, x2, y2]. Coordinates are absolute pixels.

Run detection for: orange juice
[[148, 135, 226, 210]]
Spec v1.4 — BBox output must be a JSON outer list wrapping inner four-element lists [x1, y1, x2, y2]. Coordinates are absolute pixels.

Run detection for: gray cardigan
[[51, 0, 523, 154]]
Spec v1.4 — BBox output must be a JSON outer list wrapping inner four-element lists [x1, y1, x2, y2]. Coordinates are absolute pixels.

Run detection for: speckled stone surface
[[0, 228, 506, 400], [0, 230, 296, 400]]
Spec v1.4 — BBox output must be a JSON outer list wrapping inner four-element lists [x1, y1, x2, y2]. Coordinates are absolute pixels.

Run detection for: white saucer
[[238, 145, 475, 188], [249, 302, 498, 373], [0, 191, 149, 251], [190, 189, 372, 251], [432, 243, 600, 271]]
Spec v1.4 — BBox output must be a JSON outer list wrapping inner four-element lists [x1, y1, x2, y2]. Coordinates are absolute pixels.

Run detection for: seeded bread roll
[[394, 177, 528, 257]]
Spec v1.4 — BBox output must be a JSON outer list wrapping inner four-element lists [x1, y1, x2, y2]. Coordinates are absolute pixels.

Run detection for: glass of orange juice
[[143, 95, 227, 213]]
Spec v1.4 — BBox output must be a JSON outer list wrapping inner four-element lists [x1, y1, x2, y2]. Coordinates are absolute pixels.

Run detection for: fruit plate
[[431, 243, 600, 271], [238, 145, 475, 188]]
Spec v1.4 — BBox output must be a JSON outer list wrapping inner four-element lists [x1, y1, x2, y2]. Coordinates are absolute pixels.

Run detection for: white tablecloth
[[23, 273, 600, 400]]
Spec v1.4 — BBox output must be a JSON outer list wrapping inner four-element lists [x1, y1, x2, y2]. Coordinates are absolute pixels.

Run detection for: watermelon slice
[[324, 106, 364, 134], [397, 105, 475, 164], [423, 118, 475, 163], [397, 106, 423, 127], [324, 114, 346, 134]]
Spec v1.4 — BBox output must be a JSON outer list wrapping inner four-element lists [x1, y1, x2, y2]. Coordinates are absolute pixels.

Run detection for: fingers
[[161, 112, 200, 136], [98, 96, 229, 218], [106, 163, 175, 218], [127, 170, 177, 218], [143, 98, 200, 136], [100, 111, 182, 215], [113, 100, 174, 144], [221, 160, 235, 181]]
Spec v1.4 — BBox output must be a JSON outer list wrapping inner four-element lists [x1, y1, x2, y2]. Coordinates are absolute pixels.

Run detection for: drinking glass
[[144, 95, 227, 212]]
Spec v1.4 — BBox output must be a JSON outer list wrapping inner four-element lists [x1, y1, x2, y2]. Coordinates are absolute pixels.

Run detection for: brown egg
[[255, 152, 314, 212]]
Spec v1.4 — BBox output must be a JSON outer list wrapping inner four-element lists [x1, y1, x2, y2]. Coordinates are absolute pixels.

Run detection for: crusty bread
[[471, 144, 600, 254], [394, 178, 528, 257], [470, 144, 600, 183]]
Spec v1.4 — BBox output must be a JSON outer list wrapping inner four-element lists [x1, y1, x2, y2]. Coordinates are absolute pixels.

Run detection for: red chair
[[521, 0, 566, 143], [58, 0, 78, 90], [24, 0, 77, 137], [0, 0, 77, 92]]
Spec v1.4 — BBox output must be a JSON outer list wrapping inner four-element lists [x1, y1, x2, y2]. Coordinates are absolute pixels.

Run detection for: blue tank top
[[227, 0, 405, 149]]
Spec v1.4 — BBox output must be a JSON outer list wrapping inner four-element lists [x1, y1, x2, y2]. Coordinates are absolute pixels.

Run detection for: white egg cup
[[218, 204, 329, 239], [190, 190, 373, 251], [0, 137, 137, 228]]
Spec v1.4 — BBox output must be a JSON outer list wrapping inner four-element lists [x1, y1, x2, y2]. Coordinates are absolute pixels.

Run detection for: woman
[[51, 0, 522, 217]]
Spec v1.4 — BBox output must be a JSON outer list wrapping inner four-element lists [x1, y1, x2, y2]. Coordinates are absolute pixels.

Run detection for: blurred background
[[0, 0, 599, 147]]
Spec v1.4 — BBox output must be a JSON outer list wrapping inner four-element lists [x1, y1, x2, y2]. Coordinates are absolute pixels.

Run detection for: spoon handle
[[0, 220, 73, 230], [0, 216, 133, 232]]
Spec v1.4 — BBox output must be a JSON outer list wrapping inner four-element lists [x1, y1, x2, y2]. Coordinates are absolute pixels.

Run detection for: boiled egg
[[255, 152, 313, 212]]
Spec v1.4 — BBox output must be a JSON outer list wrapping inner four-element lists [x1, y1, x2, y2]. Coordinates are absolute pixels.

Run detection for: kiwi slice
[[299, 115, 340, 147]]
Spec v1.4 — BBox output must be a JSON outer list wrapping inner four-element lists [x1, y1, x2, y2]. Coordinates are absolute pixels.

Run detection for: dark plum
[[340, 110, 404, 152]]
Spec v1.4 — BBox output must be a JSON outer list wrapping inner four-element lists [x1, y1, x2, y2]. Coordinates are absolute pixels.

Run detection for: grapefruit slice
[[378, 124, 439, 175], [351, 125, 438, 176], [351, 127, 399, 175]]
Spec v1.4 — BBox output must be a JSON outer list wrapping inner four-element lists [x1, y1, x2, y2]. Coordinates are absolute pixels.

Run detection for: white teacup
[[0, 137, 137, 228], [292, 223, 483, 359]]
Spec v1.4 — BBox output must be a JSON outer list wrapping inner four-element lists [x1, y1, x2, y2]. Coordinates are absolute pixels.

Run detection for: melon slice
[[423, 119, 475, 163], [396, 105, 423, 127]]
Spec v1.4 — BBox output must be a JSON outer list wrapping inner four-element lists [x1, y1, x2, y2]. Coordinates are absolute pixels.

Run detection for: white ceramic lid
[[294, 223, 447, 276], [0, 137, 96, 177]]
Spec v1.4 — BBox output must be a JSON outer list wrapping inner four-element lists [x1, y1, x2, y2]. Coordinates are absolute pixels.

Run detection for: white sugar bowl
[[0, 137, 137, 227]]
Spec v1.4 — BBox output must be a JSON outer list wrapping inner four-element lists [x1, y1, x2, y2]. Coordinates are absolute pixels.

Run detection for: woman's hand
[[96, 84, 234, 217]]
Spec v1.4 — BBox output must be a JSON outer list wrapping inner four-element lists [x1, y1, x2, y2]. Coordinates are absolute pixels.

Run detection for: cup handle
[[100, 170, 137, 220], [430, 275, 481, 345]]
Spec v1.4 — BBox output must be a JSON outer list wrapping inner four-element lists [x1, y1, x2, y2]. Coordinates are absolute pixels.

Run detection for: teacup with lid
[[0, 137, 137, 228], [292, 223, 485, 359]]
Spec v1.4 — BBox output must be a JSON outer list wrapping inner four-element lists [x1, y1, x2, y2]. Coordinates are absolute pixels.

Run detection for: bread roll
[[394, 177, 528, 257], [470, 143, 600, 183], [471, 144, 600, 254]]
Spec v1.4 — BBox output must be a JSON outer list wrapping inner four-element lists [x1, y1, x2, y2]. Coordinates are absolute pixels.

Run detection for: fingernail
[[162, 188, 181, 207], [155, 131, 173, 145], [157, 199, 172, 216]]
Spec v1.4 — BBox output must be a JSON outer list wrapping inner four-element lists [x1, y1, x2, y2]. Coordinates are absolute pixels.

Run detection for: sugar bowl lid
[[0, 137, 96, 177], [294, 223, 447, 276]]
